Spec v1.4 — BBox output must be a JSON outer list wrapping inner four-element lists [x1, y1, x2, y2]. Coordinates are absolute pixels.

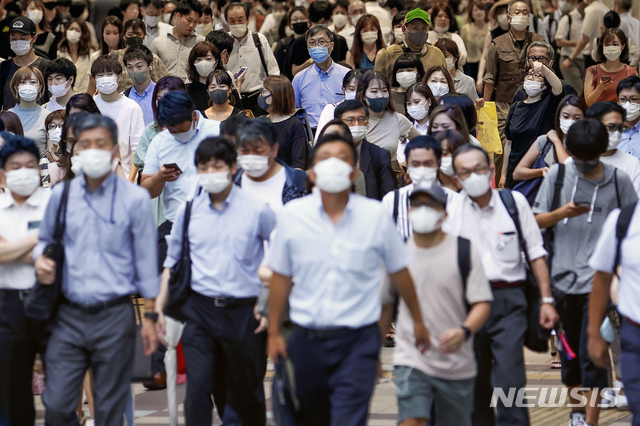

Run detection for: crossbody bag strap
[[252, 32, 269, 77], [615, 203, 637, 273], [53, 180, 72, 241], [551, 163, 565, 212], [392, 188, 400, 224], [499, 189, 532, 268]]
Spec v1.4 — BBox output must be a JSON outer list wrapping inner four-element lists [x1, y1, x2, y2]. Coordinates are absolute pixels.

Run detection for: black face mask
[[209, 89, 228, 105], [69, 4, 85, 18], [292, 22, 308, 35], [58, 0, 71, 6], [44, 1, 58, 10], [574, 159, 599, 175], [125, 36, 144, 47]]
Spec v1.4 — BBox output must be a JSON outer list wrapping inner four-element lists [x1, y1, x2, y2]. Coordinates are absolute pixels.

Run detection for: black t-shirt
[[491, 26, 508, 40], [0, 10, 19, 60], [34, 31, 60, 60], [1, 56, 51, 110], [272, 116, 308, 169], [187, 81, 210, 113], [287, 32, 348, 74]]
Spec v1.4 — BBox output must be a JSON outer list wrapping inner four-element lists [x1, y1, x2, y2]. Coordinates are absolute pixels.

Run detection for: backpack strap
[[615, 203, 637, 273], [392, 188, 400, 224], [457, 236, 471, 292], [252, 32, 269, 77], [551, 163, 565, 211], [614, 168, 621, 208]]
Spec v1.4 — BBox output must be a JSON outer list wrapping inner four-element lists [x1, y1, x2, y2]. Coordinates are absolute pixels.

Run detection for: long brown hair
[[263, 75, 296, 115], [351, 14, 385, 70], [58, 19, 93, 56]]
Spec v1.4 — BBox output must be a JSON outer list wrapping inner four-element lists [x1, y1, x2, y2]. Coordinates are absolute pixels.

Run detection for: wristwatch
[[461, 325, 472, 341], [541, 297, 556, 306], [144, 312, 159, 323]]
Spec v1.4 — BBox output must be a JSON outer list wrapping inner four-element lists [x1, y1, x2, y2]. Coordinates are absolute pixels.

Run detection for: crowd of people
[[0, 0, 640, 425]]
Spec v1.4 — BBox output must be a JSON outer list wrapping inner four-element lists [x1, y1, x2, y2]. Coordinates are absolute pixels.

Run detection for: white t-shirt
[[601, 150, 640, 196], [581, 0, 609, 53], [44, 97, 65, 112], [94, 95, 145, 177], [241, 165, 286, 215]]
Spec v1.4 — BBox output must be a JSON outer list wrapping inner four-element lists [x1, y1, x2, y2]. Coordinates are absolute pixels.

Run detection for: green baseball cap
[[405, 9, 430, 26]]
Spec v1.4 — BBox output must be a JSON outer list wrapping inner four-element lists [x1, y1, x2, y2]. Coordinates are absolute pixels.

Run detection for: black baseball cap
[[10, 17, 36, 35]]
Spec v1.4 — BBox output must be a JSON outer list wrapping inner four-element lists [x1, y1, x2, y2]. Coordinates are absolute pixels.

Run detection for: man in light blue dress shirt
[[34, 114, 160, 426], [292, 25, 349, 129], [157, 137, 276, 426], [124, 44, 157, 126], [267, 133, 429, 426]]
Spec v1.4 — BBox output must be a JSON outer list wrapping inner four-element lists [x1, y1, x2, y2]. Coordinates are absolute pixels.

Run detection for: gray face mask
[[406, 30, 428, 47], [128, 69, 148, 85]]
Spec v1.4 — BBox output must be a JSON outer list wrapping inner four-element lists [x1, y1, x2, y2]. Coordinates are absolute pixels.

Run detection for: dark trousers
[[472, 287, 529, 426], [0, 290, 48, 426], [558, 294, 608, 388], [621, 320, 640, 426], [43, 300, 136, 426], [287, 323, 380, 426], [181, 293, 267, 426]]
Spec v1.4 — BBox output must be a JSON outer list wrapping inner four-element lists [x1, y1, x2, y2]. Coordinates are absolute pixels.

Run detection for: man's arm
[[562, 35, 589, 69], [588, 271, 613, 368], [141, 166, 180, 198], [535, 202, 590, 229], [390, 268, 430, 351], [530, 256, 559, 329], [438, 301, 490, 353], [0, 234, 38, 264], [267, 271, 294, 360], [482, 42, 498, 100]]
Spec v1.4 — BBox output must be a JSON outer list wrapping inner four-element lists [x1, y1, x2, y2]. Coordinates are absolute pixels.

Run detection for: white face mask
[[95, 76, 118, 95], [49, 80, 70, 98], [428, 82, 449, 98], [5, 168, 40, 197], [238, 154, 270, 178], [195, 59, 216, 77], [349, 125, 367, 142], [66, 29, 81, 44], [445, 57, 455, 70], [407, 104, 428, 121], [163, 13, 172, 23], [440, 156, 454, 176], [497, 14, 509, 27], [394, 27, 405, 43], [410, 205, 445, 234], [18, 84, 39, 102], [559, 118, 575, 135], [229, 23, 247, 37], [620, 101, 640, 121], [78, 149, 113, 179], [559, 0, 572, 13], [196, 23, 213, 36], [11, 40, 32, 56], [408, 166, 437, 186], [145, 14, 162, 28], [509, 15, 529, 31], [344, 91, 356, 100], [397, 71, 417, 89], [70, 156, 82, 174], [333, 14, 348, 29], [462, 172, 491, 197], [26, 9, 43, 25], [199, 171, 230, 193], [603, 45, 622, 62], [350, 14, 363, 27], [608, 130, 621, 150], [435, 24, 449, 34], [361, 31, 378, 45], [48, 127, 62, 143], [523, 80, 544, 97], [313, 157, 353, 193], [172, 119, 197, 143]]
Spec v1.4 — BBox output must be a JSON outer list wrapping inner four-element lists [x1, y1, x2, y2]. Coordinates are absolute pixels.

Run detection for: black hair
[[123, 43, 154, 66], [59, 111, 88, 157], [45, 58, 78, 88], [220, 114, 252, 138], [334, 100, 369, 119], [333, 0, 349, 12], [143, 0, 164, 8], [224, 2, 249, 20], [616, 75, 640, 97], [314, 133, 358, 166], [206, 30, 234, 54], [0, 133, 40, 168], [386, 0, 404, 12], [343, 69, 364, 89], [306, 24, 334, 43], [73, 114, 119, 148], [317, 118, 353, 141], [603, 11, 620, 29], [176, 0, 203, 17], [157, 91, 195, 127], [203, 6, 213, 16], [451, 144, 490, 174], [391, 52, 425, 87], [438, 93, 477, 130], [195, 136, 237, 167], [565, 118, 609, 161], [205, 68, 233, 88], [391, 10, 406, 27], [309, 0, 332, 23], [66, 93, 101, 115], [404, 135, 442, 162], [90, 55, 123, 77], [235, 117, 277, 148], [586, 101, 626, 122], [120, 0, 142, 12]]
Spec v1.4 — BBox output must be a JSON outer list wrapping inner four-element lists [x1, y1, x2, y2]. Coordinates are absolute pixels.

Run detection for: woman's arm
[[345, 51, 355, 69], [499, 138, 511, 188], [583, 68, 614, 107], [513, 140, 546, 181], [476, 32, 492, 94], [546, 129, 571, 163]]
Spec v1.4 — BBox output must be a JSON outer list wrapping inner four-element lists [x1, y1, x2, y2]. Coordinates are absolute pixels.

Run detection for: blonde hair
[[10, 66, 45, 101]]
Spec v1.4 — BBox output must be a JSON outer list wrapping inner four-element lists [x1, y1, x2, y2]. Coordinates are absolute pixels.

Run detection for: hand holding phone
[[235, 67, 248, 79], [163, 163, 181, 172]]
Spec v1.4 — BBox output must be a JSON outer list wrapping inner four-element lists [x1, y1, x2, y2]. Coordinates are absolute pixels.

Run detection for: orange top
[[588, 64, 638, 102]]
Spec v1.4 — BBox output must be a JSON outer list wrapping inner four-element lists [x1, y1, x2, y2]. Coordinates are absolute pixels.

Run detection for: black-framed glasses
[[456, 165, 490, 180], [344, 116, 368, 126], [606, 124, 628, 133], [528, 55, 549, 63], [47, 123, 63, 131]]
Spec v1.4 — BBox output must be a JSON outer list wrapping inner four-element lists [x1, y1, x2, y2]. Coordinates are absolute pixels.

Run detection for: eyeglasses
[[524, 73, 544, 81], [47, 123, 63, 131], [619, 97, 640, 104], [509, 10, 530, 16], [343, 116, 368, 126], [528, 55, 549, 63], [456, 164, 490, 180], [307, 39, 330, 48], [606, 124, 628, 133]]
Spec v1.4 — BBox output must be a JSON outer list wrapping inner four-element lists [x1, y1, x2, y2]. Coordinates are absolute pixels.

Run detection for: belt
[[626, 317, 640, 329], [0, 288, 31, 301], [294, 323, 376, 340], [490, 280, 523, 290], [62, 295, 132, 314], [193, 293, 257, 308]]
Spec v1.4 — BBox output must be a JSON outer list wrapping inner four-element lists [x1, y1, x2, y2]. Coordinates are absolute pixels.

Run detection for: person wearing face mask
[[267, 133, 429, 426], [55, 18, 93, 94], [22, 0, 57, 60], [195, 5, 214, 37], [347, 0, 366, 40], [427, 2, 468, 68], [152, 135, 276, 426], [404, 82, 435, 137], [382, 135, 457, 240], [0, 135, 51, 426], [555, 0, 587, 96], [373, 9, 446, 86], [433, 129, 467, 193], [534, 119, 637, 426], [142, 0, 173, 48], [273, 6, 308, 80], [203, 69, 246, 122], [7, 66, 50, 154], [513, 95, 582, 202], [150, 0, 205, 82], [475, 0, 510, 95], [345, 14, 385, 71], [328, 0, 354, 50], [562, 0, 610, 73], [43, 110, 67, 186], [618, 76, 640, 161], [335, 100, 394, 200], [381, 183, 492, 426], [0, 17, 52, 111], [584, 29, 637, 107], [34, 114, 159, 426], [123, 44, 156, 126], [292, 25, 349, 130], [502, 59, 563, 188], [43, 58, 77, 112], [434, 38, 479, 101], [390, 53, 424, 116], [424, 65, 455, 101], [445, 144, 558, 426]]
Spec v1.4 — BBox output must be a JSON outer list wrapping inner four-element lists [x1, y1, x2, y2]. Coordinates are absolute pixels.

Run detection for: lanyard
[[83, 177, 118, 225]]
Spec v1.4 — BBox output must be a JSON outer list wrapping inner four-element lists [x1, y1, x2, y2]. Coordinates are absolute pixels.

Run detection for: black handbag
[[165, 199, 194, 319], [24, 180, 71, 321], [499, 189, 553, 353]]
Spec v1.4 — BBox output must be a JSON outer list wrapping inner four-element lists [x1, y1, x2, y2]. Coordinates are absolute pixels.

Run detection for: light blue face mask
[[309, 46, 330, 64]]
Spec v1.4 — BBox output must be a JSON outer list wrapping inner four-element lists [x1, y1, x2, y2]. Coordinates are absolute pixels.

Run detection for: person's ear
[[67, 76, 74, 87], [308, 167, 317, 184], [349, 164, 360, 182], [192, 110, 198, 122], [231, 162, 237, 175]]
